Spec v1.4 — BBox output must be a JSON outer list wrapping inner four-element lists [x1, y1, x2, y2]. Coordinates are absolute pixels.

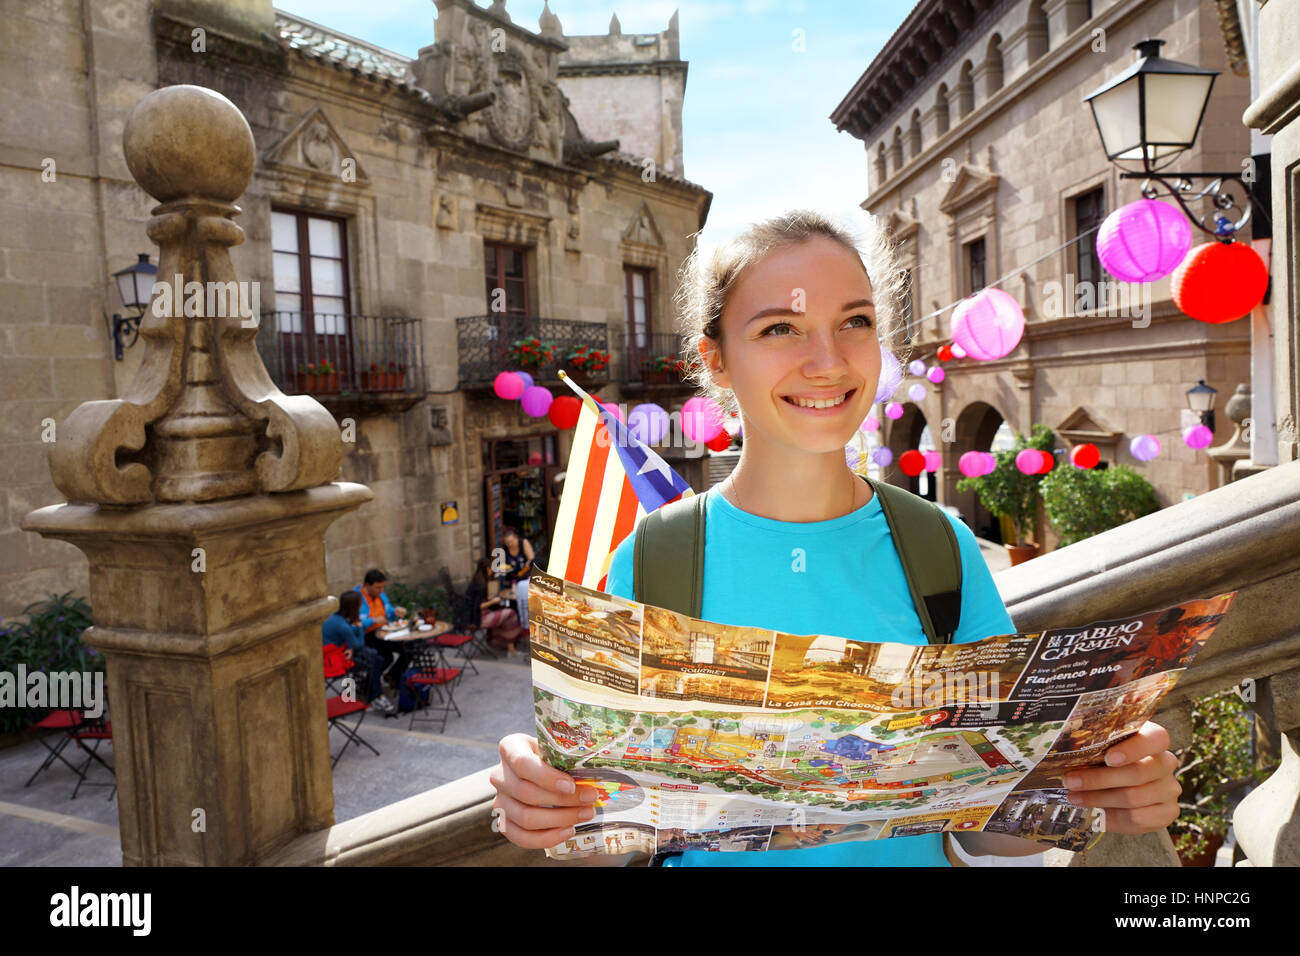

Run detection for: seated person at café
[[469, 556, 526, 654], [496, 526, 535, 630], [322, 590, 396, 714], [356, 568, 407, 678]]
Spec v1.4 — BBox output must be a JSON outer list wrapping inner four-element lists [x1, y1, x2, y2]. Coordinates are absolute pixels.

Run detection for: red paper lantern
[[937, 345, 954, 362], [899, 450, 926, 476], [1171, 241, 1269, 324], [706, 431, 732, 452], [547, 395, 581, 430], [1035, 449, 1055, 474], [1070, 443, 1100, 469]]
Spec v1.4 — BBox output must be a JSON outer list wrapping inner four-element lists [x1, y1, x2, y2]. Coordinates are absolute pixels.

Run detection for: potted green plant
[[1040, 461, 1161, 545], [0, 592, 98, 741], [1172, 688, 1275, 866], [314, 359, 339, 393], [508, 337, 557, 370], [642, 353, 688, 384], [956, 423, 1055, 564], [565, 345, 611, 377]]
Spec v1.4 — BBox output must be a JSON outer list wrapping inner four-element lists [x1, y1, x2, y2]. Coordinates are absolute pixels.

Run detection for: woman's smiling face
[[701, 235, 881, 455]]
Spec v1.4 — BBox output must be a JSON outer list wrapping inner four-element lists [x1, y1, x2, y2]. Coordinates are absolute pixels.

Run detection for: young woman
[[469, 556, 527, 653], [490, 210, 1181, 866], [497, 527, 535, 629], [321, 590, 395, 713]]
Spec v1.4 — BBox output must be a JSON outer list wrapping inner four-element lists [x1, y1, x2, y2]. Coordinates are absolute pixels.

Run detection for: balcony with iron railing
[[456, 317, 700, 391], [256, 312, 425, 412]]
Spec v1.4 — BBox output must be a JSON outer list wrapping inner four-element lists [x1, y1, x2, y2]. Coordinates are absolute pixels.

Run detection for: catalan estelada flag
[[546, 370, 695, 591]]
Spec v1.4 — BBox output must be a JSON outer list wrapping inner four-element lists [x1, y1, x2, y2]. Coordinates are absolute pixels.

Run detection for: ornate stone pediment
[[1057, 406, 1123, 446], [622, 201, 664, 248], [263, 108, 369, 183], [884, 204, 920, 242], [938, 163, 999, 216]]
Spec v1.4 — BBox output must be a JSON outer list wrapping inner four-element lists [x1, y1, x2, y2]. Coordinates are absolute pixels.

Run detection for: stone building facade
[[832, 0, 1264, 549], [0, 0, 711, 616]]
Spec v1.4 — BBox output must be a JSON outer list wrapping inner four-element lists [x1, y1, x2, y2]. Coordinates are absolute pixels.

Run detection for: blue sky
[[274, 0, 918, 251]]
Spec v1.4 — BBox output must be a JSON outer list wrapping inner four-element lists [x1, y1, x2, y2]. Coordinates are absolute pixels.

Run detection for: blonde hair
[[675, 209, 909, 416]]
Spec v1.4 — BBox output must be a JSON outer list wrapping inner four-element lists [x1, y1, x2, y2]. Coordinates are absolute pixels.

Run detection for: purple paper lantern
[[1183, 423, 1214, 449], [951, 288, 1025, 361], [1096, 199, 1193, 283], [927, 366, 945, 384], [515, 370, 534, 390], [908, 359, 927, 376], [1130, 434, 1161, 462], [629, 403, 670, 445], [923, 450, 942, 473], [520, 385, 553, 417], [884, 401, 904, 420], [845, 444, 861, 468], [871, 446, 893, 467], [874, 350, 903, 404], [493, 371, 524, 400], [907, 383, 927, 402]]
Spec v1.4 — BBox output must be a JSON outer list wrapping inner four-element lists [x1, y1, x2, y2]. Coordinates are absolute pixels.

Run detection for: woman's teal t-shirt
[[603, 482, 1016, 867]]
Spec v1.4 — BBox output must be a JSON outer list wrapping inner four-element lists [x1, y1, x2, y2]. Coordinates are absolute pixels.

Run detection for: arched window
[[875, 143, 888, 183], [935, 83, 950, 135], [956, 61, 974, 118], [984, 33, 1004, 96], [908, 110, 922, 158], [890, 127, 904, 171], [1027, 0, 1048, 63]]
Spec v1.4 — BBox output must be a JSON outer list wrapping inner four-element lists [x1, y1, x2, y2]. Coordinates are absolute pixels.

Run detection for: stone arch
[[875, 142, 888, 183], [1026, 0, 1049, 63], [951, 400, 1011, 543], [908, 109, 923, 158], [890, 126, 904, 170], [956, 61, 975, 118], [984, 33, 1004, 96], [885, 404, 931, 498], [935, 83, 950, 135]]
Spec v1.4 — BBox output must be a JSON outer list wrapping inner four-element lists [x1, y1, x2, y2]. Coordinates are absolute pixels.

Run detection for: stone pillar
[[21, 85, 372, 866], [1042, 0, 1089, 49], [1234, 669, 1300, 866], [1244, 0, 1300, 463]]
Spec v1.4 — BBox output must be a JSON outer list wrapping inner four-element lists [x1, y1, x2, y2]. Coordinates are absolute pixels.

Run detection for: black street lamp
[[106, 253, 156, 360], [1084, 39, 1267, 239], [1186, 379, 1217, 432]]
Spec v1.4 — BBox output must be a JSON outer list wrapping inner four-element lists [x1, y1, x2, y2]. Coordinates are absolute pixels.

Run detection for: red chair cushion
[[34, 709, 83, 730], [409, 668, 463, 686], [434, 633, 474, 648], [326, 696, 368, 719], [74, 721, 112, 740]]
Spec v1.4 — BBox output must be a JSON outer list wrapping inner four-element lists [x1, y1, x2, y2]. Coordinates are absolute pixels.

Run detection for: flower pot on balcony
[[314, 373, 339, 394], [389, 371, 406, 391], [1005, 543, 1040, 566], [360, 371, 382, 391], [294, 371, 316, 393]]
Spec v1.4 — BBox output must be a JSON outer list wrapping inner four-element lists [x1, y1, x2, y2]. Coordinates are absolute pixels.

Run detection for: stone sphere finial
[[123, 85, 256, 203]]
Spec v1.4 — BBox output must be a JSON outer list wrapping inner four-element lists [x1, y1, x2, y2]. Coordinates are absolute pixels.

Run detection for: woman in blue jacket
[[488, 210, 1182, 865], [323, 590, 395, 714]]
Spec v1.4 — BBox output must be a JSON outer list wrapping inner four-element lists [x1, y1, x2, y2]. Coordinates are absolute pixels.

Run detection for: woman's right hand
[[490, 733, 598, 850]]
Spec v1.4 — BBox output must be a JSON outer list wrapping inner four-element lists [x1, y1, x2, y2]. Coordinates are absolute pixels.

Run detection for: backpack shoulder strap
[[864, 475, 963, 645], [633, 491, 707, 618]]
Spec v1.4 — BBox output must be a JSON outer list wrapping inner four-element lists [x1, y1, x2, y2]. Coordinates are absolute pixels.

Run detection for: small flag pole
[[557, 369, 606, 417]]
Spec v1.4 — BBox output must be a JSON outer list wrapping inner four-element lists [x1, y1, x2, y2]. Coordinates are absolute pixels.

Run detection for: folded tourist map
[[527, 569, 1236, 860]]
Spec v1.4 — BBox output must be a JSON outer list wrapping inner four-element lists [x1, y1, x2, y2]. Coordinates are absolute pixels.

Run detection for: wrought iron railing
[[624, 330, 693, 384], [255, 313, 425, 397], [456, 315, 610, 387]]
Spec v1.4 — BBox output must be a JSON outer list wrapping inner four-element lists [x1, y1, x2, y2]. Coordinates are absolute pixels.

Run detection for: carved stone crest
[[483, 49, 535, 152]]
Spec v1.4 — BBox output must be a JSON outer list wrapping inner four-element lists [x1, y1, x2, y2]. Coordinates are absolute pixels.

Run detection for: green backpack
[[632, 473, 962, 644]]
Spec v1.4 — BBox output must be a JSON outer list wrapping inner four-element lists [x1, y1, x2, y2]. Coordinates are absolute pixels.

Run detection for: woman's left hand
[[1063, 721, 1182, 833]]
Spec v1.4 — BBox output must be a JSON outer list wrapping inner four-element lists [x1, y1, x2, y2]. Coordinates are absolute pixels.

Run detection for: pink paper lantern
[[958, 451, 985, 478], [520, 385, 553, 417], [493, 371, 524, 400], [1130, 434, 1161, 462], [1096, 199, 1193, 283], [951, 288, 1025, 361], [871, 446, 893, 467], [927, 366, 945, 384], [1183, 423, 1214, 449], [874, 350, 902, 404], [950, 343, 967, 359], [923, 450, 942, 473], [862, 414, 880, 432], [681, 396, 724, 442], [599, 401, 625, 423], [981, 452, 996, 475], [907, 383, 927, 402], [884, 401, 904, 420], [1015, 449, 1042, 475]]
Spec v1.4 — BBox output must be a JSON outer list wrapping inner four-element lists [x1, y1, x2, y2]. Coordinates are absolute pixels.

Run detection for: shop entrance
[[482, 434, 561, 569]]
